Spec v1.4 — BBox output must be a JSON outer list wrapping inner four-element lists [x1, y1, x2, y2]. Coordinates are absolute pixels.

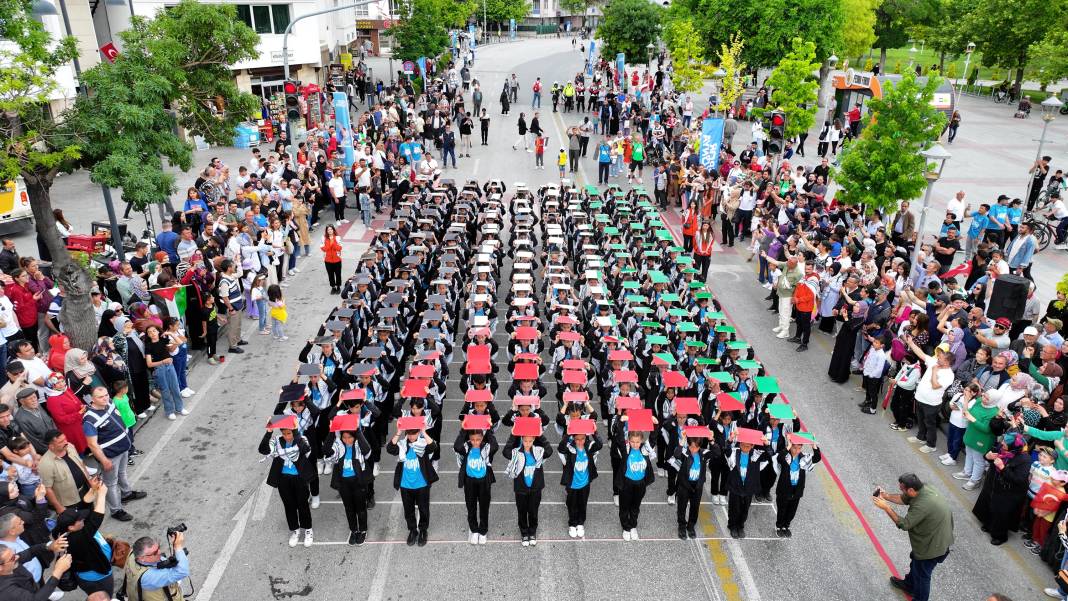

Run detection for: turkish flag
[[100, 42, 119, 63]]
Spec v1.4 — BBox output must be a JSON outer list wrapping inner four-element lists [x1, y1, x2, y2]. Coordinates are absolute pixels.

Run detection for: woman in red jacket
[[5, 268, 40, 351], [42, 373, 89, 454], [321, 225, 343, 295]]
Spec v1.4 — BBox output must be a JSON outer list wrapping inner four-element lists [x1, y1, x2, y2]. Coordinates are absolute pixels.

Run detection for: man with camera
[[125, 528, 189, 601], [872, 473, 954, 601]]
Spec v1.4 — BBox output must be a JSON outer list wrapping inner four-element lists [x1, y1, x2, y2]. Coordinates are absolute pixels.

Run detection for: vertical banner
[[468, 24, 476, 48], [509, 18, 516, 40], [451, 31, 458, 53], [586, 40, 596, 77], [332, 92, 355, 169], [699, 117, 725, 172], [417, 56, 427, 79], [616, 53, 625, 88]]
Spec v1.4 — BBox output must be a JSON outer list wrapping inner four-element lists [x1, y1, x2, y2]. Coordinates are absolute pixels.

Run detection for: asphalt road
[[35, 37, 1057, 601]]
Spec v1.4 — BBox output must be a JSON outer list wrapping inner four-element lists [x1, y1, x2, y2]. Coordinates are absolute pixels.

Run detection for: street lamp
[[1025, 95, 1064, 209], [908, 43, 918, 69], [827, 53, 838, 69], [646, 41, 655, 70], [956, 41, 975, 104], [912, 143, 952, 269]]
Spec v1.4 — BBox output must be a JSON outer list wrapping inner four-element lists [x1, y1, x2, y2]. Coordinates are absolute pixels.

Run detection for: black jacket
[[502, 436, 553, 492], [65, 508, 111, 576], [726, 447, 769, 496], [671, 445, 721, 491], [328, 431, 374, 488], [0, 543, 59, 601], [774, 448, 822, 500], [261, 435, 316, 487]]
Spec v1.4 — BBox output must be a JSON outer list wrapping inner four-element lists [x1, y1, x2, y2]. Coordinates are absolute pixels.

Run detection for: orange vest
[[694, 233, 714, 256], [682, 210, 698, 236], [793, 277, 819, 312]]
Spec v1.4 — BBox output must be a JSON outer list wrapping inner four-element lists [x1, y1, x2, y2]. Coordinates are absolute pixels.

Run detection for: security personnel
[[125, 531, 189, 601]]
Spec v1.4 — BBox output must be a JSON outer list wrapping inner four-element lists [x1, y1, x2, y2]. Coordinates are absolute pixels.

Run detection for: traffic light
[[284, 80, 301, 122], [767, 111, 786, 154]]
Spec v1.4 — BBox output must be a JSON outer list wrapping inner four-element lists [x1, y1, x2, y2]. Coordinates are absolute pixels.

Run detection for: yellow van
[[0, 178, 33, 234]]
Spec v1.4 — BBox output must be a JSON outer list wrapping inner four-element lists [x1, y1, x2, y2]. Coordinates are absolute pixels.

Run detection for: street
[[29, 37, 1058, 601]]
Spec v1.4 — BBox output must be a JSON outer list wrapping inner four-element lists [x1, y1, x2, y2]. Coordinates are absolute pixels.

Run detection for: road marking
[[366, 491, 403, 601], [129, 358, 232, 485], [318, 499, 777, 507], [309, 535, 783, 546], [252, 479, 273, 522], [197, 485, 259, 601], [473, 158, 480, 176]]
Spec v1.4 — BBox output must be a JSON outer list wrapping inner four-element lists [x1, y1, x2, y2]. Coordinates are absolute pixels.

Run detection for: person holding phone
[[872, 474, 954, 601]]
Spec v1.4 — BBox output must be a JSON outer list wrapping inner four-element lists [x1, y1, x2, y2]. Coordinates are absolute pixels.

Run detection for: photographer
[[125, 530, 188, 601]]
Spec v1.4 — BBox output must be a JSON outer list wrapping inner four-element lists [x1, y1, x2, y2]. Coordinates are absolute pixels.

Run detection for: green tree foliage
[[1030, 31, 1068, 89], [835, 73, 947, 215], [667, 0, 842, 68], [663, 18, 704, 93], [961, 0, 1067, 93], [482, 0, 530, 23], [559, 0, 592, 16], [441, 0, 478, 27], [716, 33, 746, 113], [391, 0, 453, 60], [873, 0, 938, 69], [842, 0, 880, 59], [599, 0, 664, 60], [0, 0, 259, 349], [753, 38, 820, 139]]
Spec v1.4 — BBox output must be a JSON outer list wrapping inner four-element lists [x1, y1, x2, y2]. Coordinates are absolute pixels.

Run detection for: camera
[[167, 523, 187, 537]]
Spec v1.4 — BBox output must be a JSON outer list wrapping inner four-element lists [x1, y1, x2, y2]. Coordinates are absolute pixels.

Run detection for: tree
[[599, 0, 663, 60], [481, 0, 530, 24], [834, 73, 947, 215], [669, 0, 842, 68], [961, 0, 1067, 95], [1030, 31, 1068, 90], [873, 0, 938, 70], [753, 38, 820, 138], [0, 0, 259, 349], [715, 33, 747, 114], [841, 0, 880, 59], [663, 18, 704, 93], [390, 0, 453, 61]]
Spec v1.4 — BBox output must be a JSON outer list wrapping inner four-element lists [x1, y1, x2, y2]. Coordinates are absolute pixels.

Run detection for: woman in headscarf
[[828, 292, 867, 383], [46, 333, 70, 373], [41, 372, 88, 454], [113, 316, 151, 417], [816, 263, 844, 334], [97, 309, 119, 338], [130, 302, 162, 331], [944, 326, 967, 370], [988, 373, 1035, 412], [972, 432, 1032, 545], [64, 348, 104, 402]]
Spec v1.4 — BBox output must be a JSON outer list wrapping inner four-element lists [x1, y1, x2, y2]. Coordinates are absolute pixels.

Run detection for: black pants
[[708, 461, 728, 495], [565, 486, 590, 526], [795, 311, 812, 344], [735, 209, 753, 240], [325, 261, 342, 288], [720, 214, 735, 247], [776, 493, 801, 529], [569, 150, 580, 172], [339, 477, 368, 533], [515, 489, 541, 536], [654, 188, 667, 208], [618, 478, 646, 530], [401, 486, 430, 534], [862, 375, 883, 409], [598, 162, 610, 184], [726, 491, 752, 531], [683, 233, 693, 252], [890, 386, 916, 427], [334, 196, 346, 221], [696, 254, 711, 279], [277, 475, 312, 531], [464, 477, 491, 535], [817, 141, 828, 156], [579, 137, 589, 156], [481, 127, 489, 144], [677, 484, 702, 528], [759, 465, 776, 497], [610, 450, 623, 495], [666, 465, 680, 496], [916, 402, 940, 447]]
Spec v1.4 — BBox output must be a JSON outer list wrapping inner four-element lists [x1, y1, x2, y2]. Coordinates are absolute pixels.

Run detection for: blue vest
[[571, 448, 590, 489], [523, 451, 536, 487], [625, 448, 646, 481]]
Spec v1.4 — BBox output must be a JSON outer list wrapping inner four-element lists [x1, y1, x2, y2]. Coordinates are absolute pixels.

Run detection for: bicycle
[[1024, 211, 1055, 251]]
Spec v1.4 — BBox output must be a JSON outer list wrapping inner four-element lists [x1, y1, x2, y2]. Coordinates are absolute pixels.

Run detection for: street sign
[[100, 42, 118, 63], [402, 60, 416, 74], [340, 52, 352, 69]]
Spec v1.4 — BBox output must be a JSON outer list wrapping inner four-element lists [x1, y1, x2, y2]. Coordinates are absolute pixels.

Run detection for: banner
[[332, 92, 355, 169], [451, 31, 457, 51], [152, 286, 187, 322], [340, 52, 352, 69], [586, 41, 596, 77], [699, 117, 725, 172], [468, 24, 476, 48], [616, 53, 625, 89], [509, 18, 516, 40], [417, 56, 427, 78]]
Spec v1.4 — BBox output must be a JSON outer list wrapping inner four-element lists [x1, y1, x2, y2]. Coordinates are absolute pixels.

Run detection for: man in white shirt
[[1048, 193, 1068, 248], [945, 190, 967, 229], [11, 340, 50, 394]]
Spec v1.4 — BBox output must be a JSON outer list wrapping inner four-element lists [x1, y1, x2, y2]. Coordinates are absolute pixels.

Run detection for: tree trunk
[[938, 50, 945, 72], [817, 64, 830, 108], [1013, 65, 1025, 98], [879, 47, 887, 73], [22, 175, 99, 351]]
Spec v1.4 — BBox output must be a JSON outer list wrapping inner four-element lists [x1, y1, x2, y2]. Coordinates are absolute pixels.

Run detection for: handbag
[[107, 536, 132, 568], [1057, 569, 1068, 592]]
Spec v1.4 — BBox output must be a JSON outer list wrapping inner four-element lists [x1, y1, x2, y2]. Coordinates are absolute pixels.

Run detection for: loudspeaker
[[986, 274, 1030, 322]]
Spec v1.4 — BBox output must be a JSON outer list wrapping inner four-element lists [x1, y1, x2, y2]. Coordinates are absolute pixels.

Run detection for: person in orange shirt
[[693, 221, 714, 277], [534, 135, 547, 169], [790, 264, 820, 352], [321, 225, 343, 294], [681, 205, 698, 252]]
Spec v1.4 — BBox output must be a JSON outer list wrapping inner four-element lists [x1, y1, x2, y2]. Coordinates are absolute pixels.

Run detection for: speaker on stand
[[985, 274, 1030, 322]]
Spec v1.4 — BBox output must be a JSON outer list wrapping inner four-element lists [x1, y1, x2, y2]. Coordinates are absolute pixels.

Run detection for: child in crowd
[[557, 148, 567, 179], [252, 273, 269, 335], [202, 294, 221, 365], [112, 380, 141, 465], [1027, 468, 1068, 552], [268, 284, 289, 342]]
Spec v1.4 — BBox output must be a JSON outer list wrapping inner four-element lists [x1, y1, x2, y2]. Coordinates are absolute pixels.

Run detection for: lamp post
[[908, 42, 917, 69], [912, 143, 952, 270], [646, 41, 655, 71], [1025, 95, 1064, 208], [957, 41, 975, 102]]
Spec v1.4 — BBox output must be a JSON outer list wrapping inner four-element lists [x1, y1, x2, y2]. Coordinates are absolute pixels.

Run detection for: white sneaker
[[522, 537, 530, 547], [317, 460, 325, 475], [311, 495, 321, 509], [167, 413, 176, 421], [48, 591, 64, 601], [667, 494, 676, 505], [136, 412, 147, 419], [772, 326, 782, 334], [919, 445, 937, 454], [952, 471, 970, 480], [622, 529, 631, 541], [657, 467, 666, 477], [373, 464, 380, 477], [940, 457, 956, 466], [146, 405, 157, 412], [288, 269, 297, 276], [613, 495, 619, 507], [719, 495, 728, 505], [630, 529, 639, 541], [963, 480, 980, 490], [478, 534, 486, 544], [576, 525, 584, 537], [529, 536, 537, 546], [86, 467, 98, 477], [323, 462, 333, 474], [906, 436, 922, 443], [180, 388, 195, 397], [938, 453, 951, 461], [289, 529, 300, 547], [776, 332, 790, 339], [292, 267, 300, 273], [569, 526, 577, 538], [1044, 587, 1066, 599], [469, 532, 478, 545], [303, 528, 314, 547], [179, 409, 190, 416]]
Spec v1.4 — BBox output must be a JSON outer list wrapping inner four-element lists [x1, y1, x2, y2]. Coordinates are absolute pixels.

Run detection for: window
[[234, 4, 291, 34], [355, 1, 369, 16]]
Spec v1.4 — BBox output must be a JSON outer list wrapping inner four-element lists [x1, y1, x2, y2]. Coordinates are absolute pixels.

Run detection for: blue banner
[[586, 41, 596, 77], [699, 117, 724, 172], [509, 19, 516, 40], [616, 53, 625, 88], [332, 92, 355, 169], [451, 31, 458, 51], [468, 24, 476, 48], [416, 56, 427, 78]]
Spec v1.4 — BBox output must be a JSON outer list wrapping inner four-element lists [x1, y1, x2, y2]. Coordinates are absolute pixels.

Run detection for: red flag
[[100, 42, 119, 63], [940, 260, 971, 280]]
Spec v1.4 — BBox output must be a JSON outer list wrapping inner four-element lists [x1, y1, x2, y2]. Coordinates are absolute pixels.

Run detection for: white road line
[[688, 537, 724, 601], [129, 359, 232, 485], [252, 479, 273, 522], [473, 158, 480, 176], [711, 505, 764, 600], [309, 535, 783, 545], [197, 489, 256, 601], [366, 491, 403, 601], [319, 500, 777, 507]]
